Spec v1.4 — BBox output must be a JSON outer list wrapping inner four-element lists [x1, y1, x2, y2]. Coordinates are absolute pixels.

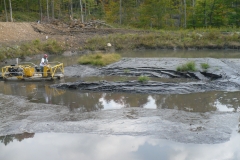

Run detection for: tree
[[192, 0, 230, 28], [119, 0, 122, 24], [138, 0, 171, 29], [52, 0, 54, 19], [4, 0, 8, 22], [9, 0, 13, 22], [183, 0, 187, 28], [79, 0, 83, 22], [47, 0, 49, 21]]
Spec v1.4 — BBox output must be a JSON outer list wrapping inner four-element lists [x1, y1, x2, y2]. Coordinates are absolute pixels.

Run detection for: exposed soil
[[0, 22, 146, 50], [0, 22, 45, 45]]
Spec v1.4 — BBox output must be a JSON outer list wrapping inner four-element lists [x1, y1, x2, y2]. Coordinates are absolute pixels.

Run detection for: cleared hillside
[[0, 22, 45, 44]]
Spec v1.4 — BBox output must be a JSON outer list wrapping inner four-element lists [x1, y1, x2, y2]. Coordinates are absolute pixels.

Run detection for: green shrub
[[43, 40, 63, 54], [138, 75, 150, 83], [33, 39, 41, 46], [177, 61, 196, 72], [82, 30, 240, 51], [78, 53, 121, 66], [204, 31, 221, 40], [201, 63, 210, 70], [0, 51, 6, 60], [0, 39, 64, 61], [124, 69, 130, 73], [119, 77, 128, 82]]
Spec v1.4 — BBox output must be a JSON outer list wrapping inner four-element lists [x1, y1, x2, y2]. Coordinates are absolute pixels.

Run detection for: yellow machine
[[1, 62, 64, 81]]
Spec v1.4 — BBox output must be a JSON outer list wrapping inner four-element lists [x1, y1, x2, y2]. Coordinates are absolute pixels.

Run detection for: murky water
[[3, 49, 240, 68], [0, 80, 239, 113], [0, 50, 240, 159]]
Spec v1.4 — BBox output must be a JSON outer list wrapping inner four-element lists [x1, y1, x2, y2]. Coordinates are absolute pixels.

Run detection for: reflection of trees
[[153, 91, 240, 112], [71, 91, 238, 113], [1, 81, 239, 113], [72, 92, 104, 112], [1, 82, 38, 99], [216, 92, 240, 112], [104, 93, 149, 108], [0, 132, 34, 146], [51, 91, 104, 112], [238, 117, 240, 133], [45, 90, 240, 112], [154, 92, 217, 112], [0, 135, 14, 146]]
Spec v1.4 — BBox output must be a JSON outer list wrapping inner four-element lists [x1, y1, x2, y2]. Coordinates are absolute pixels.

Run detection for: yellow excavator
[[1, 60, 64, 81]]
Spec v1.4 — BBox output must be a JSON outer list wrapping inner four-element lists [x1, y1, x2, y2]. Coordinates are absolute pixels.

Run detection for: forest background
[[1, 0, 240, 29], [1, 0, 240, 62]]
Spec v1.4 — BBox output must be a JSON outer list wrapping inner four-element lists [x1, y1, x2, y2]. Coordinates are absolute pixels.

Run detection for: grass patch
[[82, 30, 240, 51], [119, 77, 128, 82], [0, 39, 65, 61], [201, 63, 210, 70], [176, 61, 197, 72], [124, 69, 130, 73], [42, 40, 64, 54], [138, 75, 150, 83], [78, 53, 121, 66]]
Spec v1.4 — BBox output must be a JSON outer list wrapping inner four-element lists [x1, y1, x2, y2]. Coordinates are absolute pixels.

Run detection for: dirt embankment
[[0, 22, 145, 50], [0, 22, 45, 45]]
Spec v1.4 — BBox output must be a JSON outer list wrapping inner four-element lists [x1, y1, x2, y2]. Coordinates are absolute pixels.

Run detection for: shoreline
[[1, 47, 240, 68], [1, 22, 240, 62]]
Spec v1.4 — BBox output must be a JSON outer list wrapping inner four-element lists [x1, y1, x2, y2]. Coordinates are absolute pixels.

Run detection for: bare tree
[[58, 0, 62, 19], [9, 0, 13, 22], [120, 0, 122, 24], [183, 0, 187, 28], [79, 0, 84, 23], [209, 0, 216, 26], [4, 0, 8, 22], [84, 1, 86, 17], [52, 0, 54, 19], [204, 0, 207, 27], [39, 0, 43, 22], [70, 0, 73, 19], [192, 0, 196, 28], [235, 0, 239, 27], [47, 0, 49, 22]]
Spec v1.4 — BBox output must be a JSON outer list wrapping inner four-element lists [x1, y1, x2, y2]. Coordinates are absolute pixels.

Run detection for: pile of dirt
[[0, 22, 45, 45]]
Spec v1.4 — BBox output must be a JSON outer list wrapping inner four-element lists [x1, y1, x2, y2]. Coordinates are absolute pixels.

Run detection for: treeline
[[1, 0, 240, 29]]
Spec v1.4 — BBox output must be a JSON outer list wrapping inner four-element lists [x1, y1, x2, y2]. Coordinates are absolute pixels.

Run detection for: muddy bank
[[0, 93, 239, 144], [0, 57, 239, 145], [56, 58, 240, 94], [51, 80, 240, 94]]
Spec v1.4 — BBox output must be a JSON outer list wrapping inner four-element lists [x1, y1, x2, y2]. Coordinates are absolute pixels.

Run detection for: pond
[[0, 50, 239, 160], [0, 80, 239, 113], [1, 131, 240, 160]]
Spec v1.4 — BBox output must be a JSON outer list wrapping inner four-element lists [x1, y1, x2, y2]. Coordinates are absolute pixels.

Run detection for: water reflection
[[0, 132, 34, 146], [0, 131, 239, 160], [0, 81, 239, 113]]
